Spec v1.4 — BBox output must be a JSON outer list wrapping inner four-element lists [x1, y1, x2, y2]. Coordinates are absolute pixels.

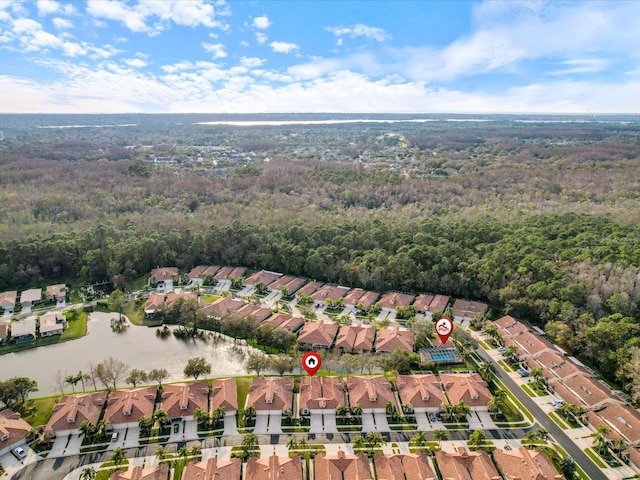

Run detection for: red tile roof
[[335, 325, 375, 353], [299, 376, 345, 411], [493, 447, 564, 480], [435, 448, 501, 480], [344, 289, 366, 306], [440, 373, 493, 408], [379, 292, 415, 309], [494, 315, 529, 337], [347, 376, 395, 410], [452, 299, 488, 319], [201, 297, 245, 318], [413, 294, 434, 313], [104, 387, 157, 425], [311, 285, 350, 302], [109, 464, 169, 480], [427, 294, 449, 313], [297, 282, 323, 297], [0, 409, 32, 450], [373, 453, 436, 480], [229, 267, 247, 279], [183, 457, 241, 480], [165, 291, 197, 310], [150, 267, 178, 280], [396, 374, 445, 409], [144, 293, 165, 313], [315, 452, 372, 480], [161, 382, 209, 419], [297, 320, 339, 349], [0, 291, 17, 308], [246, 377, 294, 412], [375, 326, 414, 353], [357, 291, 380, 309], [557, 375, 616, 409], [189, 265, 220, 279], [236, 304, 273, 322], [214, 267, 234, 280], [45, 392, 108, 435], [211, 378, 238, 413], [263, 313, 304, 332], [245, 270, 282, 287], [246, 455, 303, 480]]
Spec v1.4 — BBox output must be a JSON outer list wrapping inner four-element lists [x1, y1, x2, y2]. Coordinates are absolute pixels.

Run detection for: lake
[[0, 312, 251, 396]]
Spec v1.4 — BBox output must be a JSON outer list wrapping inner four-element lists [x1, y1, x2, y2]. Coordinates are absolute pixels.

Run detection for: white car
[[13, 446, 27, 459]]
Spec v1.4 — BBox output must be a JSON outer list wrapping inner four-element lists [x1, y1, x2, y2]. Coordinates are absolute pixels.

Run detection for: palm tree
[[80, 466, 97, 480], [65, 374, 80, 393], [155, 446, 166, 460], [194, 407, 211, 430], [478, 362, 495, 381], [190, 445, 202, 457], [592, 424, 611, 455], [522, 430, 538, 446], [110, 447, 126, 466], [213, 406, 226, 422], [351, 435, 365, 451], [560, 456, 577, 479], [351, 404, 363, 416], [177, 445, 189, 461], [287, 436, 298, 450], [153, 408, 169, 428], [79, 420, 94, 442], [530, 367, 545, 390], [433, 428, 448, 449], [411, 431, 428, 448], [138, 416, 153, 438], [468, 429, 486, 451], [241, 433, 259, 460], [454, 400, 471, 422], [365, 431, 386, 449], [535, 427, 549, 443]]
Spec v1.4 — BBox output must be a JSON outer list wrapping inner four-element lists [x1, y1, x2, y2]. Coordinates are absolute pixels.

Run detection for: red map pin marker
[[435, 317, 454, 345], [302, 352, 322, 376]]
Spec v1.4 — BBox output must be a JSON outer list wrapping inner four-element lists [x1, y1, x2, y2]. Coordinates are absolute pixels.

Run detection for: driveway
[[374, 413, 390, 432], [223, 415, 238, 436], [254, 414, 269, 434], [323, 414, 337, 433], [309, 414, 323, 434], [415, 412, 430, 431], [268, 413, 283, 434], [362, 413, 376, 432], [122, 427, 140, 449]]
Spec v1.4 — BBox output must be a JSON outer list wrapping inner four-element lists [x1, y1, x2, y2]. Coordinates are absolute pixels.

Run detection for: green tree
[[0, 377, 38, 408], [125, 369, 148, 388], [183, 357, 211, 380], [240, 433, 259, 460], [560, 456, 577, 479], [433, 428, 447, 449], [108, 290, 127, 320], [80, 467, 97, 480], [148, 368, 169, 387], [364, 431, 386, 449], [269, 354, 294, 376], [351, 435, 365, 450], [468, 429, 487, 450], [110, 447, 126, 466], [155, 445, 166, 460], [411, 431, 428, 448], [592, 424, 611, 455], [246, 352, 271, 376]]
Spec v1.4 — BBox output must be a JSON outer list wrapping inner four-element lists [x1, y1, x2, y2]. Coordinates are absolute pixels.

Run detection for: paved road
[[476, 348, 608, 480]]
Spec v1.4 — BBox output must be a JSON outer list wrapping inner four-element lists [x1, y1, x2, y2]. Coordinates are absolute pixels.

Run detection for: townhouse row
[[108, 447, 563, 480]]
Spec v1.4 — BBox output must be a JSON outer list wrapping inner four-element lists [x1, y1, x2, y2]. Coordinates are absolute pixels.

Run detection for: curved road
[[475, 348, 607, 480]]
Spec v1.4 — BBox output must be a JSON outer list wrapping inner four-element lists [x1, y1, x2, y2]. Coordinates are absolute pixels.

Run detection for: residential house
[[594, 403, 640, 446], [109, 464, 169, 480], [413, 294, 434, 314], [373, 453, 436, 480], [452, 299, 488, 322], [0, 291, 17, 315], [435, 447, 501, 480], [246, 377, 294, 415], [244, 270, 282, 287], [150, 267, 179, 292], [346, 376, 395, 412], [269, 276, 306, 295], [0, 409, 32, 457], [188, 265, 220, 282], [211, 378, 238, 416], [44, 392, 108, 438], [299, 376, 345, 415], [214, 266, 234, 280], [440, 373, 493, 410], [144, 293, 165, 317], [164, 290, 197, 310], [335, 325, 375, 353], [183, 457, 241, 480], [527, 350, 590, 383], [379, 292, 415, 310], [297, 320, 339, 350], [201, 297, 245, 319], [39, 311, 67, 337], [45, 284, 68, 306], [297, 281, 323, 297], [315, 451, 372, 480], [104, 387, 157, 428], [228, 267, 247, 279], [263, 313, 304, 333], [246, 455, 303, 480], [160, 382, 209, 421], [509, 330, 557, 360], [311, 285, 350, 305], [357, 291, 381, 311], [0, 320, 9, 344], [375, 326, 414, 354], [494, 315, 529, 339], [396, 375, 445, 412], [552, 374, 617, 410], [426, 294, 449, 318], [493, 447, 564, 480], [19, 288, 41, 313], [236, 304, 272, 322], [11, 317, 36, 343], [343, 288, 366, 307]]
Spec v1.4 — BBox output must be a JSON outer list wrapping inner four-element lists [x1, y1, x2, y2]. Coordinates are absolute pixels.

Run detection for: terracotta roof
[[344, 288, 366, 306], [585, 411, 623, 443], [625, 446, 640, 470], [375, 326, 414, 353], [0, 409, 32, 449], [427, 294, 449, 313], [373, 453, 436, 480], [0, 321, 9, 339], [0, 291, 17, 307], [594, 403, 640, 444], [211, 378, 238, 412], [237, 304, 273, 322], [299, 376, 345, 411], [297, 282, 323, 297], [150, 267, 178, 280], [440, 373, 493, 408], [493, 447, 564, 480], [532, 351, 590, 381], [46, 284, 67, 300], [413, 294, 434, 313], [183, 457, 241, 480], [144, 293, 165, 313], [245, 270, 282, 287], [281, 277, 307, 294], [315, 452, 372, 480], [246, 377, 294, 412], [494, 315, 529, 337], [335, 325, 375, 353], [297, 320, 339, 349], [189, 265, 220, 279], [201, 297, 245, 318], [104, 387, 157, 425], [45, 392, 108, 435], [311, 285, 350, 302], [229, 267, 247, 279], [551, 382, 585, 407], [357, 291, 380, 309], [511, 331, 556, 358], [214, 266, 234, 280], [20, 288, 42, 304], [263, 313, 304, 332], [435, 448, 501, 480], [558, 375, 616, 409], [161, 382, 209, 419], [379, 292, 415, 309], [246, 455, 303, 480], [268, 275, 296, 291], [396, 374, 445, 409], [347, 376, 395, 410], [164, 291, 197, 310], [109, 464, 169, 480]]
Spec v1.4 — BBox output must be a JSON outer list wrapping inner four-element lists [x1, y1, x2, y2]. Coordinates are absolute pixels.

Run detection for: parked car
[[517, 368, 530, 377], [13, 447, 27, 459], [173, 423, 180, 433], [111, 432, 119, 442], [429, 413, 437, 422]]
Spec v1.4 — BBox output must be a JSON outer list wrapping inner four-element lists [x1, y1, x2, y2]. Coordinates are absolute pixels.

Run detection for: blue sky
[[0, 0, 639, 113]]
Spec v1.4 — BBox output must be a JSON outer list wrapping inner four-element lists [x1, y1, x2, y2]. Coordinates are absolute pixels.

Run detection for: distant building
[[11, 317, 36, 343], [39, 311, 67, 337], [19, 288, 42, 313]]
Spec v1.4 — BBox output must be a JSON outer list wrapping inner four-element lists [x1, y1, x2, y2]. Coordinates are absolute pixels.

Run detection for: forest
[[0, 114, 639, 396]]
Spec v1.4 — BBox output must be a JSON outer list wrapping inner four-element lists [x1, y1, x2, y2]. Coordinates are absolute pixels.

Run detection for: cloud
[[269, 41, 299, 54], [36, 0, 60, 16], [252, 15, 271, 29], [255, 32, 267, 45], [327, 23, 391, 42], [240, 57, 264, 68], [549, 58, 611, 76], [125, 58, 148, 68], [52, 17, 73, 29], [202, 42, 227, 59]]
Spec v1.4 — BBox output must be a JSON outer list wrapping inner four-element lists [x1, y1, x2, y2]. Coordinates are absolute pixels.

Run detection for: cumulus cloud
[[36, 0, 60, 16], [125, 58, 148, 68], [326, 23, 391, 42], [269, 41, 299, 54], [255, 32, 267, 45], [52, 17, 73, 29], [252, 15, 271, 29], [202, 42, 227, 59]]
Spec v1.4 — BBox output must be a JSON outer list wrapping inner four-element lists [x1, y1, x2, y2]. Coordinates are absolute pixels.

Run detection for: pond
[[0, 312, 252, 396]]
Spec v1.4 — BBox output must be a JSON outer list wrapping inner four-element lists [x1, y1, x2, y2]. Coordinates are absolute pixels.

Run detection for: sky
[[1, 0, 639, 114]]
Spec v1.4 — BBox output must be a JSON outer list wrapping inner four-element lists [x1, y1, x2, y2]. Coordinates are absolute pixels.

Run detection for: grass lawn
[[494, 378, 532, 422], [552, 443, 590, 480], [61, 311, 88, 340], [497, 360, 515, 372], [236, 377, 253, 409], [124, 300, 147, 326], [199, 294, 221, 304], [478, 340, 493, 350], [24, 395, 61, 427], [96, 469, 123, 480], [584, 447, 608, 468], [547, 411, 570, 429], [520, 383, 539, 397]]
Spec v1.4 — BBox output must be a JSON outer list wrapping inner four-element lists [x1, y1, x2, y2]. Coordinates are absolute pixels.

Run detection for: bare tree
[[97, 357, 130, 390], [54, 370, 66, 395]]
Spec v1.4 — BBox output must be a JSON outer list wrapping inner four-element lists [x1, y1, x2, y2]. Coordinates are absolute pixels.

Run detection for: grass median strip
[[584, 447, 608, 468], [548, 411, 570, 429], [493, 378, 533, 423]]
